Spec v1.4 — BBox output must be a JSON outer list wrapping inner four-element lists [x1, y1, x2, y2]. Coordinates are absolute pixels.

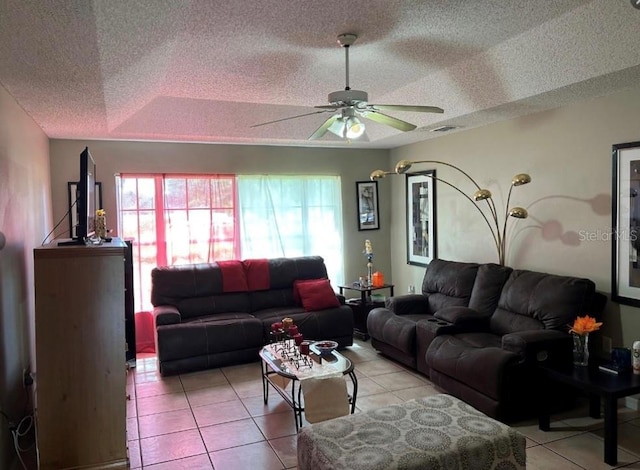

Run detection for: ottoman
[[297, 393, 526, 470]]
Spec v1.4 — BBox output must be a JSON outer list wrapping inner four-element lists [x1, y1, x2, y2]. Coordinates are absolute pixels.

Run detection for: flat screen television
[[59, 147, 96, 246]]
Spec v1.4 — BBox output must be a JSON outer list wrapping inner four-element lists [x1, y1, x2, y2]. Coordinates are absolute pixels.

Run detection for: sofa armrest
[[502, 330, 572, 364], [153, 305, 182, 326], [385, 294, 431, 316], [434, 306, 491, 330]]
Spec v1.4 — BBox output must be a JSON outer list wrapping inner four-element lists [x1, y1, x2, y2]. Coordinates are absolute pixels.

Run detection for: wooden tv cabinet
[[34, 239, 128, 469]]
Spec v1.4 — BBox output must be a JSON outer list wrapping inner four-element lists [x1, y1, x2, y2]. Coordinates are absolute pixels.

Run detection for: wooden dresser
[[34, 238, 128, 469]]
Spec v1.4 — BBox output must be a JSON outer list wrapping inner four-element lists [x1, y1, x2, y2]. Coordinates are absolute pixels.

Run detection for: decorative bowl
[[313, 340, 338, 357]]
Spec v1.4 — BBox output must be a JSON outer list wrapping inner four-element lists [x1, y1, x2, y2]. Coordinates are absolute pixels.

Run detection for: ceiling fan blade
[[250, 110, 330, 128], [309, 115, 340, 140], [363, 111, 416, 132], [368, 104, 444, 114], [314, 105, 342, 110]]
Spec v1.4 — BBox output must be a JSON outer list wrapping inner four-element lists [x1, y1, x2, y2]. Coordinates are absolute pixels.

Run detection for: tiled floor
[[127, 339, 640, 469]]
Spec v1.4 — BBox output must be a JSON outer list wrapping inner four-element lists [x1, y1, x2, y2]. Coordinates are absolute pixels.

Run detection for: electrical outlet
[[603, 336, 612, 354]]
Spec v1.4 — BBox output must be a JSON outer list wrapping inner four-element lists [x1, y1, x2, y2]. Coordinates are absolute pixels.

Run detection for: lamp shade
[[473, 189, 492, 201], [512, 174, 532, 186], [327, 117, 346, 137], [395, 160, 413, 174], [370, 170, 387, 181], [508, 207, 528, 218]]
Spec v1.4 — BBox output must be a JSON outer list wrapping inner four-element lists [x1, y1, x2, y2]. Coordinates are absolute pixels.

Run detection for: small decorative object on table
[[569, 315, 602, 366], [313, 340, 338, 358], [95, 209, 107, 239], [363, 239, 374, 286]]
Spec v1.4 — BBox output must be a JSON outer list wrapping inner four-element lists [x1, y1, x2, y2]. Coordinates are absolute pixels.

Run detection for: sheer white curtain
[[237, 175, 344, 285]]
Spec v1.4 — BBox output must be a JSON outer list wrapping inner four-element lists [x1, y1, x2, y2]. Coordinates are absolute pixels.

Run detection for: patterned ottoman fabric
[[297, 394, 526, 470]]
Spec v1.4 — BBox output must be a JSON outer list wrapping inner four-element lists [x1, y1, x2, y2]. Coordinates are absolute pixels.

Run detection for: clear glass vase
[[572, 333, 589, 366]]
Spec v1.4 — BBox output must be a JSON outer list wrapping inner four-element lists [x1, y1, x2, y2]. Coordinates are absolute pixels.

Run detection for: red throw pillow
[[293, 278, 324, 305], [295, 279, 340, 312]]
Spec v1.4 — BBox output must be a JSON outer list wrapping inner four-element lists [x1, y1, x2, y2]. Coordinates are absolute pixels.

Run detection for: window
[[117, 173, 344, 353]]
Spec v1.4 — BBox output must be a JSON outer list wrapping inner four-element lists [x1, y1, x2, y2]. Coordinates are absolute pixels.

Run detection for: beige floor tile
[[222, 360, 263, 384], [127, 396, 137, 418], [369, 370, 428, 391], [354, 359, 403, 377], [128, 440, 141, 469], [591, 422, 640, 458], [392, 383, 441, 401], [192, 399, 251, 427], [210, 441, 285, 470], [137, 408, 197, 439], [135, 370, 164, 385], [355, 391, 404, 412], [241, 394, 291, 417], [545, 432, 640, 469], [253, 411, 298, 439], [231, 377, 266, 398], [186, 383, 239, 407], [140, 429, 206, 467], [348, 376, 387, 397], [137, 391, 189, 417], [135, 375, 183, 398], [180, 368, 228, 391], [126, 417, 139, 441], [525, 444, 583, 469], [268, 434, 298, 469], [341, 344, 380, 363], [510, 418, 584, 445], [143, 454, 214, 469], [200, 418, 266, 452]]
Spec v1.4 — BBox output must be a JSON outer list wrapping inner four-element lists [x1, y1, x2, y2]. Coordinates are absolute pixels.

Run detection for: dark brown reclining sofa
[[151, 256, 353, 375], [367, 258, 606, 421]]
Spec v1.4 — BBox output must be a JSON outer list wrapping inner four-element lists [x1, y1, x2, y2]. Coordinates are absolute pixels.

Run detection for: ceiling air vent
[[430, 125, 459, 133]]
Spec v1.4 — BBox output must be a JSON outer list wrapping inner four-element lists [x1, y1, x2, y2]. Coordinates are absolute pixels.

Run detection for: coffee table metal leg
[[261, 361, 269, 404], [348, 371, 358, 414], [604, 395, 618, 466]]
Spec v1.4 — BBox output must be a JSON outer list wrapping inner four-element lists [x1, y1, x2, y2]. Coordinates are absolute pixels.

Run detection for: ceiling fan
[[251, 33, 444, 140]]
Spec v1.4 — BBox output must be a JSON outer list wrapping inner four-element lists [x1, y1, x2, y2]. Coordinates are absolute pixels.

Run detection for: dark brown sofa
[[367, 258, 606, 421], [151, 256, 353, 375]]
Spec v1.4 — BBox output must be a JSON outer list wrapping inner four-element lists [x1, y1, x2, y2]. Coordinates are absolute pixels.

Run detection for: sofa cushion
[[421, 258, 480, 312], [268, 256, 328, 289], [468, 263, 513, 316], [296, 279, 340, 311], [491, 270, 596, 335]]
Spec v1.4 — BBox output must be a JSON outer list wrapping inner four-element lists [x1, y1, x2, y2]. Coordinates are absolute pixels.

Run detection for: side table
[[538, 361, 640, 466], [338, 284, 394, 340]]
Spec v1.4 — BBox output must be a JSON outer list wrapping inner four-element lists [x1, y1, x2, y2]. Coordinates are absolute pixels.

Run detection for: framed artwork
[[406, 170, 437, 266], [356, 180, 380, 231], [68, 181, 102, 238], [612, 141, 640, 306]]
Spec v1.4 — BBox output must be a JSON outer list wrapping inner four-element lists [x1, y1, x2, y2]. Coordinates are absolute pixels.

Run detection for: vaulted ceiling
[[1, 0, 639, 149]]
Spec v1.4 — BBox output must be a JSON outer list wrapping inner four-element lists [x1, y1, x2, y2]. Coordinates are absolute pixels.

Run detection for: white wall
[[48, 140, 392, 291], [390, 85, 640, 351], [0, 85, 50, 469]]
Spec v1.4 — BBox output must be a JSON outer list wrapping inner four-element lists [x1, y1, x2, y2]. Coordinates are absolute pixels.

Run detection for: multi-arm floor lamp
[[370, 159, 531, 266]]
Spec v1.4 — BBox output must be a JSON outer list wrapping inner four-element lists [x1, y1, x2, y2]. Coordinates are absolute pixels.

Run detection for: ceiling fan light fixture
[[345, 116, 365, 138], [327, 117, 346, 137]]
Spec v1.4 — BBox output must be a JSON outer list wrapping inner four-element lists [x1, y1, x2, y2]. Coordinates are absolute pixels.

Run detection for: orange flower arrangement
[[569, 315, 602, 336]]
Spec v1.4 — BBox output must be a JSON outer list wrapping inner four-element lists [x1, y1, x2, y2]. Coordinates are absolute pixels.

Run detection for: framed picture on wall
[[68, 181, 102, 238], [356, 180, 380, 231], [612, 141, 640, 307], [406, 170, 437, 266]]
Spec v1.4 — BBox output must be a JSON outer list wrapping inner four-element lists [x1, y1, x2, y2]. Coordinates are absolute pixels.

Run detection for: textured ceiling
[[1, 0, 639, 149]]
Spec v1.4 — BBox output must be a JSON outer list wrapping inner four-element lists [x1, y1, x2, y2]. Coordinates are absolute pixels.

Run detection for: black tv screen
[[76, 147, 96, 240]]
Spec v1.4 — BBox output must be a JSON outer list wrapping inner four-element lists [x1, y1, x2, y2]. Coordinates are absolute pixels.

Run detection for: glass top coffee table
[[259, 341, 358, 431]]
